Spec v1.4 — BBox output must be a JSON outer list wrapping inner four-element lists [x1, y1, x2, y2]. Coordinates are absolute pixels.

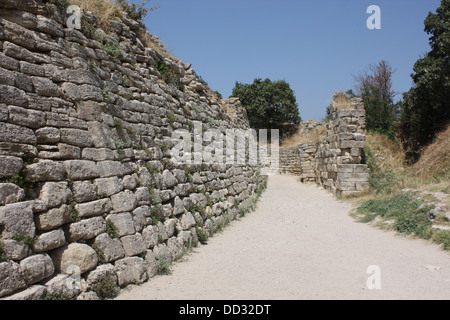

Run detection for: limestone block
[[167, 237, 183, 261], [0, 201, 35, 239], [0, 85, 28, 107], [26, 160, 66, 181], [51, 243, 98, 274], [19, 61, 45, 77], [68, 216, 106, 241], [64, 160, 99, 180], [0, 261, 26, 298], [82, 148, 115, 161], [36, 205, 71, 231], [20, 254, 54, 285], [0, 183, 25, 205], [93, 233, 125, 263], [60, 128, 94, 148], [2, 239, 29, 261], [75, 198, 112, 218], [114, 257, 147, 287], [159, 169, 178, 189], [11, 69, 30, 94], [31, 76, 60, 97], [97, 161, 126, 178], [36, 15, 64, 37], [131, 207, 147, 233], [110, 190, 137, 213], [120, 233, 146, 257], [144, 250, 158, 278], [39, 182, 72, 209], [2, 285, 46, 300], [43, 274, 80, 299], [173, 196, 185, 215], [142, 225, 158, 249], [58, 143, 81, 159], [72, 180, 97, 203], [33, 228, 66, 253], [180, 212, 196, 230], [61, 82, 103, 102], [86, 264, 118, 292], [106, 212, 135, 237], [8, 104, 46, 130]]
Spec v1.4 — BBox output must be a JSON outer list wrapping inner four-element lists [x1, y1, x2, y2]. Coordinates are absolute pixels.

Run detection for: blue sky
[[143, 0, 441, 121]]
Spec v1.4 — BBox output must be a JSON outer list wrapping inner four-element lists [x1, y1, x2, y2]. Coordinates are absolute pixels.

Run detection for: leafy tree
[[231, 78, 301, 138], [399, 0, 450, 161], [354, 60, 398, 140]]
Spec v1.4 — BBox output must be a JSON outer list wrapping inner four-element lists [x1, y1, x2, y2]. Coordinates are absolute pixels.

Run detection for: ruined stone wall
[[315, 98, 369, 196], [278, 147, 301, 176], [0, 1, 266, 300], [277, 98, 369, 196]]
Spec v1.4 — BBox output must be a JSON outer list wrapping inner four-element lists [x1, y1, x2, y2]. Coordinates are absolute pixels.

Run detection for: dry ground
[[117, 175, 450, 300]]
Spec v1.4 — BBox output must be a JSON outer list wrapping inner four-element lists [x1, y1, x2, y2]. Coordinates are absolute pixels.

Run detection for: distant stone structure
[[278, 98, 369, 196]]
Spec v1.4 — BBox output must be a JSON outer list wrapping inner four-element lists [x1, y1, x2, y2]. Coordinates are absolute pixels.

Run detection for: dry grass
[[333, 92, 353, 110], [413, 124, 450, 181], [69, 0, 123, 30], [365, 132, 405, 173], [138, 30, 176, 60], [357, 125, 450, 201], [69, 0, 174, 59], [281, 123, 327, 149]]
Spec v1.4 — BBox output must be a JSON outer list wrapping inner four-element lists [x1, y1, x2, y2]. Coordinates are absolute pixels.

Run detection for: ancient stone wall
[[278, 147, 301, 176], [277, 98, 369, 196], [0, 1, 266, 300], [315, 98, 369, 196]]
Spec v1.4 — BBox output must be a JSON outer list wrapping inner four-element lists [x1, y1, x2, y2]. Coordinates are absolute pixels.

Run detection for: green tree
[[355, 60, 398, 140], [399, 0, 450, 161], [231, 78, 301, 138]]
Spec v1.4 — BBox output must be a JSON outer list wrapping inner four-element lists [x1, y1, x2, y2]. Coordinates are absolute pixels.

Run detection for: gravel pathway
[[117, 175, 450, 300]]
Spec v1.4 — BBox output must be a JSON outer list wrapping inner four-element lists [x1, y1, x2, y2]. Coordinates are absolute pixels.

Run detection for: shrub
[[155, 59, 178, 86], [116, 0, 159, 27], [91, 276, 119, 299], [102, 42, 122, 59], [363, 146, 400, 194], [12, 233, 37, 249], [432, 230, 450, 250], [146, 163, 160, 175], [394, 214, 432, 238], [196, 227, 208, 245], [106, 220, 118, 238], [45, 292, 71, 300], [156, 257, 171, 275], [114, 119, 124, 130], [356, 191, 446, 248], [358, 192, 418, 218], [191, 205, 205, 216]]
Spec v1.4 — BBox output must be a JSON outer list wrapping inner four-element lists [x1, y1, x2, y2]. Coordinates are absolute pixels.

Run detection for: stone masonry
[[0, 1, 267, 300], [278, 98, 369, 196]]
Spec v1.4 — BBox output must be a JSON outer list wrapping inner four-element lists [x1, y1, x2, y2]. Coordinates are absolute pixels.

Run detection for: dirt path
[[116, 175, 450, 300]]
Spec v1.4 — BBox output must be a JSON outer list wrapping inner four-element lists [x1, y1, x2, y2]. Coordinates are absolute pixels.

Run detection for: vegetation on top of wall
[[43, 0, 71, 8]]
